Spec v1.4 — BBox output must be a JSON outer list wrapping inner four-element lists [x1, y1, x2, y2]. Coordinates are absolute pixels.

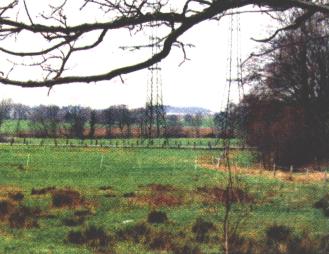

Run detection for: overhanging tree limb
[[0, 0, 329, 88]]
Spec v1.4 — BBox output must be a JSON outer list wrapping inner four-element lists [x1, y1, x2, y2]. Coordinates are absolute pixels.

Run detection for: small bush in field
[[192, 218, 215, 243], [147, 210, 168, 224], [116, 222, 152, 243], [67, 225, 112, 251], [314, 194, 329, 217], [266, 224, 292, 242]]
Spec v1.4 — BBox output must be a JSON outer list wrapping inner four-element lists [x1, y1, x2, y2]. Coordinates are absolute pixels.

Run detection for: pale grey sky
[[0, 4, 275, 111]]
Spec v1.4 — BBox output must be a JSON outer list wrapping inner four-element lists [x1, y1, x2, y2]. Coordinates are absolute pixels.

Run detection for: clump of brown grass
[[196, 186, 253, 204], [0, 200, 16, 220], [31, 186, 56, 195], [51, 189, 83, 208], [9, 206, 40, 229]]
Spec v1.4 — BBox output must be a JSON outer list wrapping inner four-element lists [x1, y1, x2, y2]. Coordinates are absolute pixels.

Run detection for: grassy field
[[0, 145, 328, 253]]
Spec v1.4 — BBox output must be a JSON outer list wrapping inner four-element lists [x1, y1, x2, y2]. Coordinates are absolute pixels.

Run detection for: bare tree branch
[[0, 0, 329, 88]]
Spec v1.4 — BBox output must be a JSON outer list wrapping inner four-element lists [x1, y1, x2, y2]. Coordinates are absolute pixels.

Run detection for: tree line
[[0, 102, 227, 139]]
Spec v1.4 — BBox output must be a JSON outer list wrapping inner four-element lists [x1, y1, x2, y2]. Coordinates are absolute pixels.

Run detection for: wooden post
[[324, 169, 328, 184], [273, 163, 276, 177], [100, 155, 104, 169], [289, 165, 293, 180]]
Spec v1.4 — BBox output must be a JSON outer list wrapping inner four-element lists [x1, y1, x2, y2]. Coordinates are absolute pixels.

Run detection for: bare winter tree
[[0, 99, 12, 132], [0, 1, 329, 90], [29, 105, 61, 138]]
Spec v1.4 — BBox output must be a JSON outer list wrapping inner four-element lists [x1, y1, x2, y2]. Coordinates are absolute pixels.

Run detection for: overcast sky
[[0, 5, 275, 112]]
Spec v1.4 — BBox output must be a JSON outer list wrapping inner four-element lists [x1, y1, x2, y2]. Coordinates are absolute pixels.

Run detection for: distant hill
[[164, 106, 212, 115]]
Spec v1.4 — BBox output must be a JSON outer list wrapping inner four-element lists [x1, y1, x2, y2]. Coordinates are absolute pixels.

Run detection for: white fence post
[[194, 156, 198, 170], [26, 154, 30, 169]]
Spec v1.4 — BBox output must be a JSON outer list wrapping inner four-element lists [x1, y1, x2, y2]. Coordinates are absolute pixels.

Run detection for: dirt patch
[[51, 189, 83, 208], [0, 200, 16, 220], [196, 186, 253, 204], [0, 199, 40, 229], [0, 186, 22, 199], [128, 183, 184, 208], [8, 192, 24, 202], [31, 186, 56, 195], [9, 206, 40, 229]]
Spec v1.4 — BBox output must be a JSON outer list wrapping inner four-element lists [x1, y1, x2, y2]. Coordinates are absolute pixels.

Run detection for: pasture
[[0, 145, 328, 253]]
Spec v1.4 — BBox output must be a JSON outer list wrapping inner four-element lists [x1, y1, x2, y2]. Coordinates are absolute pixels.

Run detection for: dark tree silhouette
[[242, 12, 329, 167]]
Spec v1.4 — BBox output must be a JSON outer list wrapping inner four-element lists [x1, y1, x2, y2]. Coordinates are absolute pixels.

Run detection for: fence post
[[273, 163, 276, 177], [100, 155, 104, 169], [289, 165, 293, 180], [194, 156, 198, 170], [324, 169, 328, 184], [26, 154, 30, 169]]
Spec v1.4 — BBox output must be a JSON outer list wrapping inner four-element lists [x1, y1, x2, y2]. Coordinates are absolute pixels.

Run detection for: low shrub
[[116, 222, 152, 243], [147, 210, 168, 224], [314, 194, 329, 217], [67, 225, 112, 251], [172, 242, 202, 254], [192, 218, 215, 243], [148, 230, 174, 251], [266, 224, 292, 243]]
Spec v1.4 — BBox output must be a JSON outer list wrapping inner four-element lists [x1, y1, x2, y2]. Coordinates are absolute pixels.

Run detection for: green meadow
[[0, 145, 328, 253]]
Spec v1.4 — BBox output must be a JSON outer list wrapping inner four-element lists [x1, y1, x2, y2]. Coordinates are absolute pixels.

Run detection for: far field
[[0, 145, 328, 253]]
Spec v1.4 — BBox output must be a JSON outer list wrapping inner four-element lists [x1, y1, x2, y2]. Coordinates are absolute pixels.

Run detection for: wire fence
[[3, 137, 253, 150]]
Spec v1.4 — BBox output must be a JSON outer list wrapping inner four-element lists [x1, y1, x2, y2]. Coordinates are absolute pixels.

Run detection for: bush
[[67, 231, 85, 244], [148, 230, 174, 251], [266, 225, 292, 243], [67, 225, 112, 251], [116, 222, 152, 243], [314, 194, 329, 217], [192, 218, 215, 243], [147, 210, 168, 224], [172, 242, 202, 254]]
